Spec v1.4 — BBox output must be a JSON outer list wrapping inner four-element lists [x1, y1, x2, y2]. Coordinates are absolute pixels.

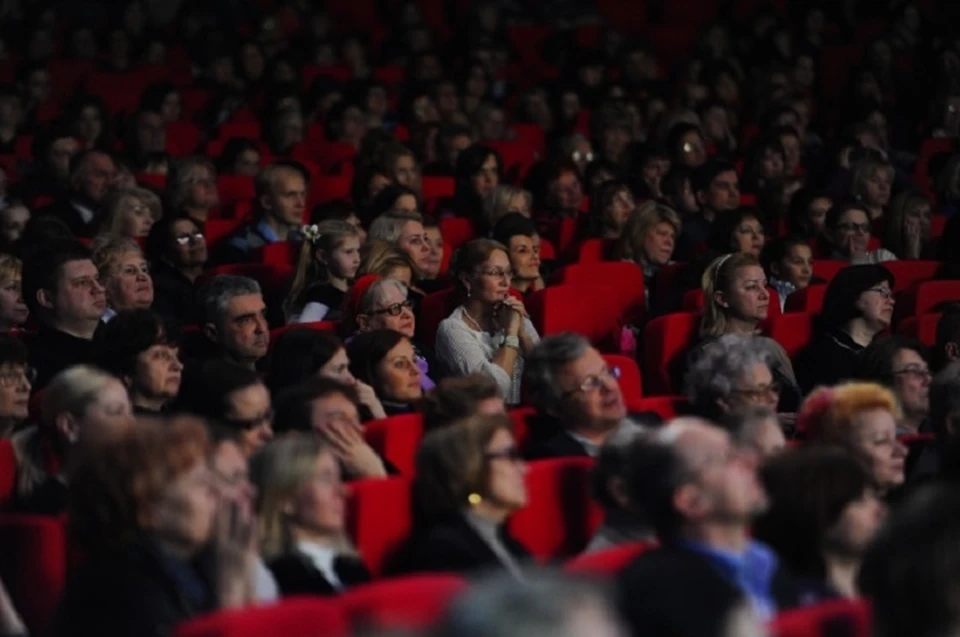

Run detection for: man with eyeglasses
[[523, 332, 657, 460], [37, 149, 117, 238], [854, 335, 932, 436]]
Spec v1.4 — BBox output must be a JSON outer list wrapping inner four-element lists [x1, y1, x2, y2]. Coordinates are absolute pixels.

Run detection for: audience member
[[92, 236, 154, 320], [0, 253, 28, 331], [145, 215, 208, 325], [97, 187, 162, 239], [196, 275, 269, 370], [422, 373, 505, 432], [853, 335, 932, 435], [284, 220, 361, 323], [166, 156, 219, 225], [491, 213, 545, 296], [367, 208, 432, 279], [760, 236, 816, 311], [0, 335, 31, 438], [37, 149, 117, 238], [347, 329, 423, 416], [719, 406, 786, 460]]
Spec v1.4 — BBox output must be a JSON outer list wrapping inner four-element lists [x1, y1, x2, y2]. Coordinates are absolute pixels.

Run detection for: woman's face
[[187, 166, 219, 209], [825, 490, 885, 558], [605, 188, 635, 233], [483, 428, 527, 511], [133, 343, 183, 403], [834, 208, 871, 256], [728, 362, 780, 414], [234, 149, 261, 177], [290, 450, 346, 536], [549, 170, 584, 213], [641, 222, 676, 266], [904, 199, 932, 241], [776, 243, 813, 289], [160, 91, 181, 123], [471, 154, 500, 198], [376, 338, 422, 403], [863, 169, 892, 207], [324, 236, 361, 281], [854, 281, 895, 329], [678, 131, 707, 167], [106, 252, 154, 311], [77, 105, 102, 143], [82, 379, 135, 438], [319, 347, 355, 385], [469, 249, 512, 304], [119, 197, 156, 238], [507, 234, 541, 281], [702, 106, 729, 142], [0, 363, 30, 421], [422, 226, 443, 280], [0, 274, 27, 328], [759, 149, 785, 181], [721, 265, 769, 324], [169, 219, 208, 267], [732, 215, 765, 256], [367, 284, 415, 338], [153, 460, 218, 554], [851, 408, 907, 490]]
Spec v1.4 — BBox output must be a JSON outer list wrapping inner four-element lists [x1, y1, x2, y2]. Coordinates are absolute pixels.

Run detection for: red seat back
[[784, 284, 827, 314], [362, 413, 424, 477], [770, 598, 871, 637], [811, 259, 847, 283], [336, 575, 468, 630], [912, 280, 960, 317], [259, 240, 300, 267], [882, 260, 940, 292], [268, 322, 337, 354], [631, 395, 688, 420], [0, 439, 15, 511], [565, 541, 657, 575], [896, 312, 941, 347], [577, 238, 608, 263], [602, 354, 643, 406], [216, 175, 256, 208], [764, 312, 816, 359], [311, 175, 352, 206], [507, 406, 533, 451], [421, 176, 456, 202], [346, 476, 413, 577], [0, 514, 68, 637], [417, 287, 461, 350], [507, 457, 603, 562], [528, 284, 622, 353], [203, 218, 245, 247], [176, 598, 348, 637], [552, 262, 646, 325], [643, 312, 699, 395], [437, 217, 476, 251]]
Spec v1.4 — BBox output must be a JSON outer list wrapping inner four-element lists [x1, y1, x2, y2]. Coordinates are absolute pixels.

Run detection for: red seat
[[538, 238, 556, 261], [784, 284, 827, 314], [811, 259, 847, 284], [416, 287, 460, 350], [200, 263, 294, 301], [764, 312, 816, 359], [421, 176, 456, 202], [166, 121, 201, 157], [602, 354, 643, 406], [0, 439, 16, 510], [346, 476, 413, 577], [135, 172, 168, 192], [259, 241, 300, 268], [217, 175, 257, 208], [577, 238, 608, 263], [311, 175, 352, 206], [650, 262, 688, 310], [904, 280, 960, 317], [217, 121, 262, 141], [528, 284, 622, 353], [0, 514, 68, 637], [176, 598, 348, 637], [631, 395, 688, 420], [770, 598, 871, 637], [662, 0, 717, 24], [203, 218, 245, 248], [507, 457, 603, 562], [486, 140, 539, 183], [565, 541, 657, 575], [362, 413, 424, 477], [643, 312, 699, 395], [507, 406, 533, 450], [552, 262, 646, 325], [437, 217, 476, 251], [915, 138, 956, 192], [337, 575, 468, 630], [896, 312, 941, 347], [882, 260, 940, 293]]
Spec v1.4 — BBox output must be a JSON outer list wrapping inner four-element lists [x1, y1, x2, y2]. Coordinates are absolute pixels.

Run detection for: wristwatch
[[502, 334, 520, 350]]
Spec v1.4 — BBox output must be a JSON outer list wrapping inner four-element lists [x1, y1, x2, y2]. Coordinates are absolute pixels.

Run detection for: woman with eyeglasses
[[796, 265, 895, 394], [436, 239, 540, 405], [146, 215, 208, 325], [408, 413, 530, 577], [853, 335, 932, 436], [0, 335, 32, 438], [347, 329, 423, 417], [825, 200, 897, 263]]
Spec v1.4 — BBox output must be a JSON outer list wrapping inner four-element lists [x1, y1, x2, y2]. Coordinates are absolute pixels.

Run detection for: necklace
[[462, 306, 490, 333]]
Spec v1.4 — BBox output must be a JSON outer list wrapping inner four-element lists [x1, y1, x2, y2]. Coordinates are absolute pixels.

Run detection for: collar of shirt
[[71, 200, 96, 225], [254, 219, 281, 243], [297, 540, 343, 590], [678, 539, 779, 620]]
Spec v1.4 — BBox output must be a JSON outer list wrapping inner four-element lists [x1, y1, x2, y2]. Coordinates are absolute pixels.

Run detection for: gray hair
[[41, 365, 118, 427], [368, 210, 423, 243], [523, 332, 591, 414], [197, 275, 262, 326], [100, 186, 162, 236], [357, 278, 409, 315], [484, 185, 532, 229], [434, 571, 619, 637], [168, 156, 216, 211], [684, 334, 774, 417]]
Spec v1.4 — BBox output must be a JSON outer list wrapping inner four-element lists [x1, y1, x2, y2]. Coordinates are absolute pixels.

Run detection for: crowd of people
[[2, 0, 960, 636]]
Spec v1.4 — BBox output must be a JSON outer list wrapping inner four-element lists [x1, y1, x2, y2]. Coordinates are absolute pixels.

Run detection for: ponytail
[[284, 220, 360, 320]]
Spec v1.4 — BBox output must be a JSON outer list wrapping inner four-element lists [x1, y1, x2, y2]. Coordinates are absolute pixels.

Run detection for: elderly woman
[[0, 335, 31, 438], [92, 236, 154, 321], [754, 446, 885, 600], [613, 202, 681, 303], [95, 309, 183, 415], [98, 187, 163, 239], [10, 365, 134, 515], [436, 239, 540, 404], [796, 264, 895, 393], [0, 253, 28, 331], [166, 156, 220, 224], [799, 382, 908, 495], [826, 200, 897, 264], [409, 413, 530, 577], [347, 329, 423, 416], [252, 434, 371, 596], [484, 185, 532, 231], [54, 417, 257, 635], [720, 406, 787, 459]]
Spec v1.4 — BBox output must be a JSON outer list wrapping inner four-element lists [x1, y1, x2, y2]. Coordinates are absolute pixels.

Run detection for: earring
[[466, 287, 472, 299], [467, 493, 482, 506]]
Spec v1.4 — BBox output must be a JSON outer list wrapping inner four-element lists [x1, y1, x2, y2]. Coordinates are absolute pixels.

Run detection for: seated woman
[[0, 335, 31, 438], [706, 207, 766, 258], [446, 144, 503, 234], [799, 382, 908, 495], [589, 179, 635, 240], [145, 215, 208, 325], [0, 254, 28, 332], [884, 191, 933, 260], [849, 156, 894, 222], [612, 202, 681, 305], [266, 328, 386, 419], [754, 446, 885, 600], [420, 216, 445, 292], [483, 185, 532, 231], [95, 309, 183, 415], [854, 335, 932, 436], [252, 434, 371, 596], [787, 188, 833, 241], [435, 239, 540, 405], [347, 329, 423, 416], [491, 214, 545, 296], [54, 417, 257, 635], [673, 252, 799, 410], [761, 236, 817, 311], [97, 187, 163, 240], [284, 220, 362, 324], [409, 413, 530, 577], [10, 365, 134, 515], [825, 200, 897, 264], [92, 236, 154, 321], [795, 264, 895, 393]]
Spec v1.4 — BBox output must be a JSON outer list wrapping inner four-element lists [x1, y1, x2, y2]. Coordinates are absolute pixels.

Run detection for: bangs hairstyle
[[0, 253, 21, 283], [700, 252, 763, 338], [284, 220, 361, 319], [614, 201, 682, 263], [91, 236, 144, 278], [802, 382, 901, 445], [414, 413, 514, 524], [95, 309, 180, 380]]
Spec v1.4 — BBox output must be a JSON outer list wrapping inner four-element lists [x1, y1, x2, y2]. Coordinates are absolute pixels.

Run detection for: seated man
[[422, 373, 506, 432], [37, 150, 117, 238], [195, 275, 269, 371], [522, 332, 658, 459]]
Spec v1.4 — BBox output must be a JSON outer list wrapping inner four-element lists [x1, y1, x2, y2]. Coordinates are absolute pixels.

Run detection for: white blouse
[[435, 306, 540, 404]]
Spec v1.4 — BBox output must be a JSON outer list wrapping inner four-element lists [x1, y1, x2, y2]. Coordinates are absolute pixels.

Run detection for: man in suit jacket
[[37, 150, 117, 238], [522, 332, 653, 459], [616, 418, 801, 637]]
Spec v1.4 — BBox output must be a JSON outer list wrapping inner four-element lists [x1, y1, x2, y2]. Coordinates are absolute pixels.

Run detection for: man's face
[[211, 293, 269, 363], [48, 137, 80, 182], [263, 169, 307, 226], [553, 347, 626, 432], [699, 170, 740, 213], [75, 152, 117, 202], [47, 258, 106, 324]]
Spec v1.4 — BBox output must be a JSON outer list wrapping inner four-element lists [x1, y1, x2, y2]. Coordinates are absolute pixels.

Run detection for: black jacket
[[151, 260, 200, 326], [795, 329, 865, 394], [407, 514, 531, 576], [37, 197, 100, 238], [267, 551, 371, 597], [27, 325, 100, 391]]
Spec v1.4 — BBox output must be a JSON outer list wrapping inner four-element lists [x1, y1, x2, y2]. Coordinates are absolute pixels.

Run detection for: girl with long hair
[[285, 220, 362, 323]]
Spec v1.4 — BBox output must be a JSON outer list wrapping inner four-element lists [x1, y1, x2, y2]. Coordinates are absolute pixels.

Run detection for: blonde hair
[[700, 252, 762, 338], [0, 253, 22, 284], [802, 382, 902, 447], [284, 220, 361, 319], [614, 201, 682, 264], [358, 239, 416, 279], [484, 185, 532, 229], [99, 187, 162, 237], [251, 434, 354, 560], [91, 236, 143, 279]]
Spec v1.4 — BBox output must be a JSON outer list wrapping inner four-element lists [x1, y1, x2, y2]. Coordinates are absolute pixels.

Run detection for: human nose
[[758, 287, 769, 300]]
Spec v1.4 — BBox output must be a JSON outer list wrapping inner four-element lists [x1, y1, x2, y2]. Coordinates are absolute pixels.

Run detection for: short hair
[[449, 238, 508, 294], [175, 359, 262, 427], [614, 202, 682, 263], [91, 235, 143, 279], [368, 209, 424, 244], [375, 140, 416, 175], [96, 310, 179, 380], [414, 413, 514, 524], [0, 253, 22, 283], [41, 365, 120, 428], [491, 213, 537, 249], [819, 264, 894, 331], [691, 157, 737, 193], [753, 445, 873, 581], [197, 275, 262, 326], [685, 335, 775, 420], [346, 329, 408, 398], [358, 239, 417, 279], [422, 374, 502, 432], [98, 187, 162, 237], [824, 199, 870, 231], [853, 335, 929, 386], [167, 156, 216, 211], [850, 156, 894, 200], [342, 276, 410, 335], [22, 239, 94, 316], [799, 382, 901, 447], [144, 214, 200, 264], [706, 207, 765, 255], [273, 377, 359, 434], [266, 329, 344, 396], [700, 252, 763, 338], [523, 332, 592, 415], [254, 160, 308, 202], [759, 235, 810, 276]]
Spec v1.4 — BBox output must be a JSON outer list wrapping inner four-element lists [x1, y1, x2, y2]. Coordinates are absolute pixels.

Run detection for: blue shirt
[[679, 539, 779, 621]]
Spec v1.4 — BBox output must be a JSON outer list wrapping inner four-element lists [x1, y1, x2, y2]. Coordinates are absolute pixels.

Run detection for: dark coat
[[267, 551, 371, 597], [407, 514, 531, 576]]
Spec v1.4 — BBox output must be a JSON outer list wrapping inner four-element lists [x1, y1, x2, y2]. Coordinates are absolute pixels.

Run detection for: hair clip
[[301, 224, 321, 243]]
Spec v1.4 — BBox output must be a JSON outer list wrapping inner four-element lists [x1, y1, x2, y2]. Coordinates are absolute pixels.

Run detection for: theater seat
[[311, 175, 352, 205], [216, 175, 256, 208], [201, 263, 295, 302], [437, 217, 476, 251], [765, 312, 816, 359], [903, 280, 960, 318], [203, 218, 245, 248], [528, 284, 622, 353], [565, 541, 657, 575], [421, 176, 456, 201], [362, 413, 424, 477], [882, 260, 940, 293], [577, 238, 608, 263], [268, 322, 337, 352], [336, 575, 468, 630], [784, 284, 827, 314], [507, 406, 533, 450], [346, 476, 413, 577], [0, 514, 68, 637], [602, 354, 643, 406], [631, 395, 688, 421], [552, 262, 645, 325], [643, 312, 699, 396], [507, 457, 603, 562], [770, 598, 871, 637], [0, 439, 15, 510], [896, 312, 940, 347], [417, 287, 460, 350], [259, 241, 300, 268], [176, 598, 348, 637], [811, 259, 847, 284]]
